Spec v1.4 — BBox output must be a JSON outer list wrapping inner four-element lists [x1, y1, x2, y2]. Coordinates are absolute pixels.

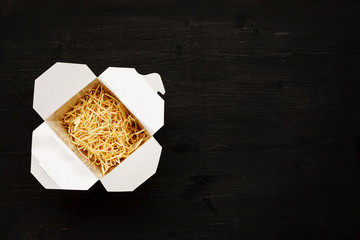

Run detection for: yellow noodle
[[59, 83, 150, 175]]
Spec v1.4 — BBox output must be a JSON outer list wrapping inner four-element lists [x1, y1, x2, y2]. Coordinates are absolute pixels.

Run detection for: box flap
[[31, 153, 60, 189], [100, 137, 162, 192], [33, 62, 97, 120], [31, 122, 98, 190], [143, 73, 165, 95], [98, 68, 165, 135]]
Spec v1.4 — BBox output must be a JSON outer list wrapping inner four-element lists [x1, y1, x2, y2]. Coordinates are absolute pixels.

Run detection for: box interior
[[45, 78, 150, 179]]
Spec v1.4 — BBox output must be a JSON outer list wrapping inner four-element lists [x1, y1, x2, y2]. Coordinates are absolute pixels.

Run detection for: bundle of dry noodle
[[59, 83, 150, 175]]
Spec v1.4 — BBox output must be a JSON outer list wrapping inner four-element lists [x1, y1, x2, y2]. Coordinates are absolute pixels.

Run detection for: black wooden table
[[1, 0, 360, 239]]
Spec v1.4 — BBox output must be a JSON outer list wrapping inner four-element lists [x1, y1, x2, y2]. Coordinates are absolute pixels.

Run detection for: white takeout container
[[31, 62, 165, 191]]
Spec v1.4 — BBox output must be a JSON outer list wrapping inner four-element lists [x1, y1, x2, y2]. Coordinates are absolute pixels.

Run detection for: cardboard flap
[[98, 68, 165, 135], [100, 137, 162, 192], [33, 62, 96, 120], [143, 73, 165, 95], [31, 153, 60, 189], [31, 122, 98, 190]]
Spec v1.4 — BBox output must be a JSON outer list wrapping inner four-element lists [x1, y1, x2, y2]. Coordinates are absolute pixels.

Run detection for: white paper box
[[31, 62, 165, 191]]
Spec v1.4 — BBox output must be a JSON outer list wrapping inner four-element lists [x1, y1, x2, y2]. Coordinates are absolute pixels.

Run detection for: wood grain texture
[[1, 0, 360, 239]]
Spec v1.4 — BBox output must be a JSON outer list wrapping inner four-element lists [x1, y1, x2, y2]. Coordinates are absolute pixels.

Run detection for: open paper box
[[31, 62, 165, 191]]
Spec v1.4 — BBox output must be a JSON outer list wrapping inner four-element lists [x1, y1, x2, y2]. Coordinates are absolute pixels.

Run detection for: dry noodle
[[59, 83, 150, 175]]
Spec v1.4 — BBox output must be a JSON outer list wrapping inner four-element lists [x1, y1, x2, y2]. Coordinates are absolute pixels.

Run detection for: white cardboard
[[31, 63, 165, 191], [143, 73, 166, 95], [32, 122, 98, 190], [100, 137, 162, 192], [33, 62, 96, 120], [99, 67, 165, 135], [31, 153, 60, 189]]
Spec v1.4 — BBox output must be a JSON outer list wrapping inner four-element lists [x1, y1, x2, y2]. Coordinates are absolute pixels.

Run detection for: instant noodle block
[[31, 62, 165, 191]]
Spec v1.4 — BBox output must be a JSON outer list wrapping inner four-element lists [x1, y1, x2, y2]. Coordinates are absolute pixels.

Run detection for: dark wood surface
[[1, 0, 360, 239]]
